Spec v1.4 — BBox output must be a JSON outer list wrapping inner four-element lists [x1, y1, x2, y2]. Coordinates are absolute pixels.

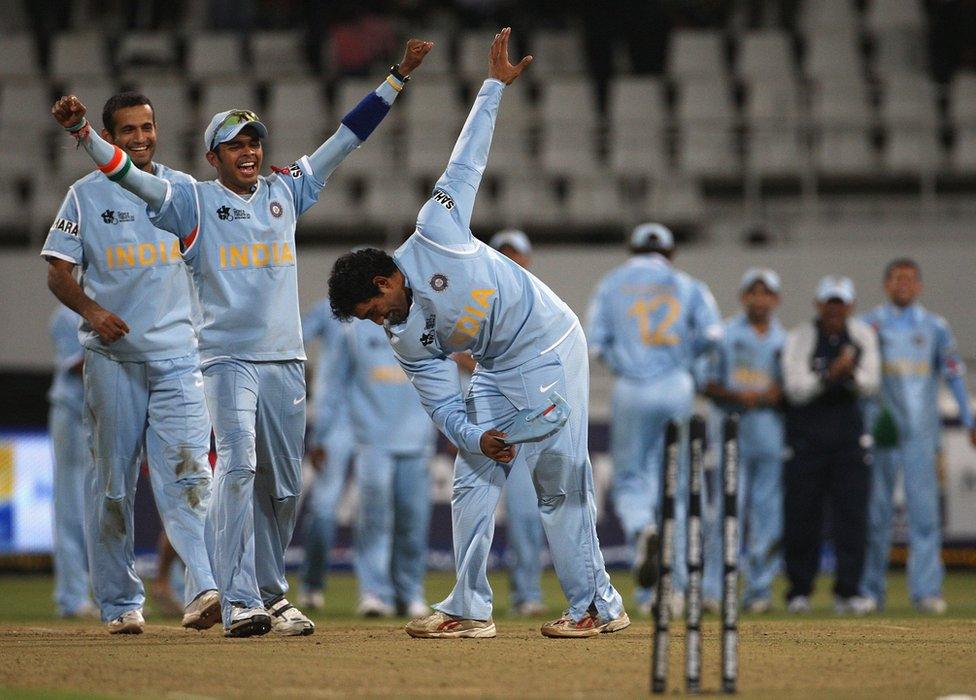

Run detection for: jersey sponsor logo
[[100, 209, 135, 225], [105, 239, 183, 269], [447, 289, 496, 346], [270, 200, 283, 218], [420, 314, 436, 346], [289, 163, 302, 178], [216, 205, 251, 221], [432, 190, 455, 210], [53, 217, 79, 236], [218, 241, 296, 269], [429, 273, 448, 292]]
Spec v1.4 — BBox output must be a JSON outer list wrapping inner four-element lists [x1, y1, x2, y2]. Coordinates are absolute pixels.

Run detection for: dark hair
[[884, 257, 921, 280], [328, 248, 399, 319], [102, 92, 155, 135], [630, 244, 673, 259]]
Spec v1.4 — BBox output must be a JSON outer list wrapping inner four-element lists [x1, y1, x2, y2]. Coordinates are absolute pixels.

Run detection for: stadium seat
[[540, 123, 602, 177], [363, 177, 424, 225], [953, 127, 976, 171], [251, 31, 310, 79], [116, 33, 179, 79], [669, 30, 727, 80], [458, 30, 498, 81], [403, 83, 465, 177], [300, 174, 362, 227], [0, 179, 28, 244], [809, 77, 873, 129], [676, 127, 739, 177], [566, 176, 625, 225], [0, 34, 41, 81], [30, 173, 77, 238], [186, 33, 246, 80], [737, 30, 794, 80], [748, 126, 806, 177], [50, 32, 111, 81], [872, 28, 928, 77], [0, 133, 38, 180], [675, 78, 736, 127], [949, 73, 976, 129], [266, 79, 328, 147], [744, 76, 802, 128], [197, 82, 260, 128], [798, 0, 860, 35], [540, 78, 599, 130], [65, 79, 120, 129], [865, 0, 925, 32], [130, 79, 192, 140], [879, 74, 938, 128], [813, 127, 877, 175], [496, 176, 562, 226], [804, 33, 862, 80], [884, 126, 943, 174], [527, 30, 585, 76], [608, 77, 667, 131], [638, 176, 704, 223], [609, 129, 669, 178]]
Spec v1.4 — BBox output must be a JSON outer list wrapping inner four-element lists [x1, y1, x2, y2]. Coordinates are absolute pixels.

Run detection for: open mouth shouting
[[237, 158, 257, 178]]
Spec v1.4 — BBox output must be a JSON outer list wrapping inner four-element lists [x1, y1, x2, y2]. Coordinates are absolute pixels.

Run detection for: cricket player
[[52, 39, 433, 636], [702, 268, 786, 614], [860, 259, 976, 614], [586, 222, 723, 616], [42, 92, 218, 635], [318, 316, 435, 618], [327, 28, 628, 638], [299, 299, 357, 611], [47, 305, 95, 618], [454, 228, 547, 616]]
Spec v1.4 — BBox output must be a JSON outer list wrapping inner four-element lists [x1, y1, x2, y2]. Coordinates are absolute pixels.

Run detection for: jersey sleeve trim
[[40, 249, 79, 264]]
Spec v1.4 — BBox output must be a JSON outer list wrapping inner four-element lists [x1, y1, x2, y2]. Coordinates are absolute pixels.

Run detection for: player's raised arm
[[305, 39, 433, 185], [417, 28, 531, 240], [52, 96, 169, 213]]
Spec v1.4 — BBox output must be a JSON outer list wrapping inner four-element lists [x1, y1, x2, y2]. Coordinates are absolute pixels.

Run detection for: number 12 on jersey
[[628, 295, 681, 346]]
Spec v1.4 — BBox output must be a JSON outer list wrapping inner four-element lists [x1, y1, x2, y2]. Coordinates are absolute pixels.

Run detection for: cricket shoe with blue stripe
[[224, 604, 272, 638], [266, 597, 315, 636], [540, 609, 631, 638], [405, 611, 496, 638]]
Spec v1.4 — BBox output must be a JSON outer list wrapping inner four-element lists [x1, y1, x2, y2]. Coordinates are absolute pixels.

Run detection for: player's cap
[[630, 222, 674, 251], [204, 109, 268, 152], [489, 229, 532, 255], [740, 267, 781, 293], [815, 275, 856, 303]]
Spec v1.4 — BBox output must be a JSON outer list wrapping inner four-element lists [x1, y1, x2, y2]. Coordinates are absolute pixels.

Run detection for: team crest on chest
[[429, 274, 449, 292], [270, 200, 283, 218]]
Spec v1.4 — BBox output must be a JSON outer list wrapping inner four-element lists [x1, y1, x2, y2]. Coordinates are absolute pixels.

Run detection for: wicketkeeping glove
[[498, 392, 571, 445]]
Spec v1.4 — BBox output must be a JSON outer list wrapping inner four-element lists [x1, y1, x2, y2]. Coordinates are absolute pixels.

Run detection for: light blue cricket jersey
[[47, 306, 85, 413], [383, 79, 578, 454], [302, 298, 353, 446], [862, 303, 974, 435], [152, 156, 324, 364], [586, 254, 723, 381], [321, 319, 434, 455], [708, 313, 786, 453], [40, 164, 197, 361]]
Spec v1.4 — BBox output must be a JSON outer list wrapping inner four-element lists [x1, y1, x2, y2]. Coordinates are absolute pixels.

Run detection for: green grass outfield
[[2, 568, 975, 623]]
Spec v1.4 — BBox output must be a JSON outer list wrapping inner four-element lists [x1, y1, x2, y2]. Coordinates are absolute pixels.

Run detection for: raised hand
[[52, 95, 87, 130], [488, 27, 532, 85], [399, 39, 435, 76]]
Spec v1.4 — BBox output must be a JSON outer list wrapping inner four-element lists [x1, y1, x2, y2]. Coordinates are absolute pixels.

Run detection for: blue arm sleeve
[[392, 352, 482, 454], [936, 320, 974, 428], [40, 191, 83, 264], [415, 79, 505, 246]]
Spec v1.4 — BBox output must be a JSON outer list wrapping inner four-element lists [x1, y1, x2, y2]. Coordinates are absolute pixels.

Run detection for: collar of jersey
[[216, 177, 262, 203]]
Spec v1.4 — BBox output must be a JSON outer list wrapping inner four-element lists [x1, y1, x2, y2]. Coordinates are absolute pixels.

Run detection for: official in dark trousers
[[781, 276, 880, 615]]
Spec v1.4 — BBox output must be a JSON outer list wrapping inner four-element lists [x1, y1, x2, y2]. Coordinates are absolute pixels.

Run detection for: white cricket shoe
[[744, 598, 772, 614], [834, 595, 875, 616], [224, 604, 272, 638], [357, 594, 395, 618], [787, 596, 811, 614], [634, 526, 660, 589], [181, 589, 221, 630], [405, 611, 496, 639], [107, 608, 145, 635], [915, 597, 947, 615], [299, 588, 325, 611], [513, 601, 547, 617], [267, 597, 315, 636], [405, 600, 431, 618], [540, 609, 631, 638]]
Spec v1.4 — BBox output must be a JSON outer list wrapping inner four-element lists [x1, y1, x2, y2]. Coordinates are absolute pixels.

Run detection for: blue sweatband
[[340, 92, 391, 142]]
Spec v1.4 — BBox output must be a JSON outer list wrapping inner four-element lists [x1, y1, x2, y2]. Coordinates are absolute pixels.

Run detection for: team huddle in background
[[41, 29, 972, 641]]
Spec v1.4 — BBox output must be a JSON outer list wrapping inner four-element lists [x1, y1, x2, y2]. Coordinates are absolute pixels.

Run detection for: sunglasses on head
[[211, 110, 260, 150]]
